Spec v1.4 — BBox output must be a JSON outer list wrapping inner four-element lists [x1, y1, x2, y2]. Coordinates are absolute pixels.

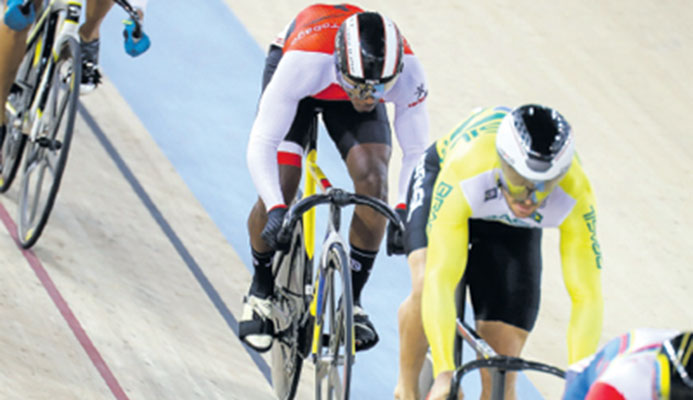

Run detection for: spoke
[[51, 85, 70, 138], [328, 366, 343, 399], [28, 161, 49, 223], [43, 148, 59, 172]]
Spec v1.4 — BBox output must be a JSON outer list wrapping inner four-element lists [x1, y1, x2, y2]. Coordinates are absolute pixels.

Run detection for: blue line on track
[[79, 103, 272, 384]]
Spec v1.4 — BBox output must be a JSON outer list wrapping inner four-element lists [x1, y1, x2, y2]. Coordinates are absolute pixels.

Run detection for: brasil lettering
[[427, 181, 453, 230], [583, 205, 603, 269]]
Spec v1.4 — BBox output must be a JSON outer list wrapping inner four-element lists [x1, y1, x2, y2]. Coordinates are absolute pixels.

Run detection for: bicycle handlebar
[[277, 188, 405, 245], [112, 0, 143, 38], [446, 356, 566, 400]]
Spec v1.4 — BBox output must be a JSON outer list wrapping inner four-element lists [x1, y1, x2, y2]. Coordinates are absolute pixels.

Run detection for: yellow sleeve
[[558, 188, 604, 363], [421, 165, 472, 377]]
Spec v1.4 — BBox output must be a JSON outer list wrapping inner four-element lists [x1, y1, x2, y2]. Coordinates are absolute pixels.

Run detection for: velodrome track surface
[[1, 0, 692, 399]]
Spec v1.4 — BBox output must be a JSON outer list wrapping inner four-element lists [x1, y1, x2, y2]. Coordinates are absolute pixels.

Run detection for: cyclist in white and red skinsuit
[[563, 329, 693, 400], [241, 4, 430, 353]]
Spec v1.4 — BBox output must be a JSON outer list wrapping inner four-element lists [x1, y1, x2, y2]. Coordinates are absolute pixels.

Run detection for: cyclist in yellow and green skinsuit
[[394, 104, 604, 400]]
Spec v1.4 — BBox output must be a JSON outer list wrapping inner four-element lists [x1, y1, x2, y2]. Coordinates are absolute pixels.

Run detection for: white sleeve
[[386, 54, 430, 205], [246, 51, 335, 210]]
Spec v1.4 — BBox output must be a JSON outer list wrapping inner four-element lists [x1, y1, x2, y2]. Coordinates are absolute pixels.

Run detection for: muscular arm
[[390, 55, 429, 204], [421, 166, 471, 377], [559, 187, 604, 363]]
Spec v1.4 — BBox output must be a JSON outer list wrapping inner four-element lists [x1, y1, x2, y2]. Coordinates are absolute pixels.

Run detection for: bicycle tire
[[0, 121, 27, 192], [271, 217, 311, 400], [17, 35, 81, 248], [314, 242, 354, 400]]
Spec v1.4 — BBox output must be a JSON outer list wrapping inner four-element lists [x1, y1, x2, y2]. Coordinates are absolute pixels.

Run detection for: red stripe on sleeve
[[277, 152, 302, 167]]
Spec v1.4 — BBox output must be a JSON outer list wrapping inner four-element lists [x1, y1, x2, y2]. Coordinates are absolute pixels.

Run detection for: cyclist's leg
[[78, 0, 115, 91], [428, 371, 459, 400], [247, 159, 302, 292], [475, 322, 528, 400], [466, 220, 543, 400], [241, 161, 301, 352], [395, 248, 428, 400], [395, 146, 439, 400], [0, 1, 37, 126], [346, 139, 390, 253], [322, 101, 391, 351], [78, 0, 115, 42], [241, 94, 316, 351]]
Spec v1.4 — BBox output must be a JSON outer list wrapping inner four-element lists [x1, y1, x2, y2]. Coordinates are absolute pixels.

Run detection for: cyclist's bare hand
[[426, 371, 461, 400]]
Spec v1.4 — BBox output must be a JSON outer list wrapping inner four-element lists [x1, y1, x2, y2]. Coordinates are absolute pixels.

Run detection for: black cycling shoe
[[80, 38, 102, 93], [353, 305, 379, 351]]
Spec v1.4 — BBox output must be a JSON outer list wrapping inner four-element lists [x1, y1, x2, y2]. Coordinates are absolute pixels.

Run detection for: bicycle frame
[[7, 0, 82, 141], [301, 148, 356, 359]]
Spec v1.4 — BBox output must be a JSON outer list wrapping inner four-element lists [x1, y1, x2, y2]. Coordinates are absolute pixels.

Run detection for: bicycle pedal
[[36, 137, 62, 150]]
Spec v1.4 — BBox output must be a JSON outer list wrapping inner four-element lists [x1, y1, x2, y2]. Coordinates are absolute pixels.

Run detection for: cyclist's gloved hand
[[4, 0, 35, 31], [123, 19, 150, 57], [386, 204, 407, 256], [261, 206, 289, 251]]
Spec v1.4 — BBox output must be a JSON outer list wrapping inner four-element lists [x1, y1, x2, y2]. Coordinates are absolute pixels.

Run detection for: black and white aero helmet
[[334, 12, 404, 86], [496, 104, 575, 183]]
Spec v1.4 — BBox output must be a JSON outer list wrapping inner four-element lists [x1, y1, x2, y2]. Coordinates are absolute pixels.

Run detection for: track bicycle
[[0, 0, 145, 248], [266, 137, 404, 400]]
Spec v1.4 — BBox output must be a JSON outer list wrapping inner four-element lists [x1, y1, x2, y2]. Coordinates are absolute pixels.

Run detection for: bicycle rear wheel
[[17, 36, 81, 248], [271, 218, 312, 400], [314, 242, 354, 400]]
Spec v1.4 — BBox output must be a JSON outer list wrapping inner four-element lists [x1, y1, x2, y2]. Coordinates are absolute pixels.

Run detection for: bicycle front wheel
[[17, 36, 81, 248], [0, 117, 27, 192], [271, 217, 311, 400], [314, 242, 354, 400]]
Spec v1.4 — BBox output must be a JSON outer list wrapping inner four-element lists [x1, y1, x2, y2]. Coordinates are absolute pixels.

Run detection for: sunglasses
[[497, 163, 560, 204], [336, 69, 398, 100]]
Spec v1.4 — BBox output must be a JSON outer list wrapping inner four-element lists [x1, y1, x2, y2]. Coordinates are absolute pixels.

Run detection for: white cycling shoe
[[239, 294, 274, 353]]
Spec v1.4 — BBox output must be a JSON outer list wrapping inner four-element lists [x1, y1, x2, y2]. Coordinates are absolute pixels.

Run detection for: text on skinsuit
[[426, 181, 453, 231], [407, 156, 426, 222], [582, 205, 602, 269], [289, 22, 341, 47]]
